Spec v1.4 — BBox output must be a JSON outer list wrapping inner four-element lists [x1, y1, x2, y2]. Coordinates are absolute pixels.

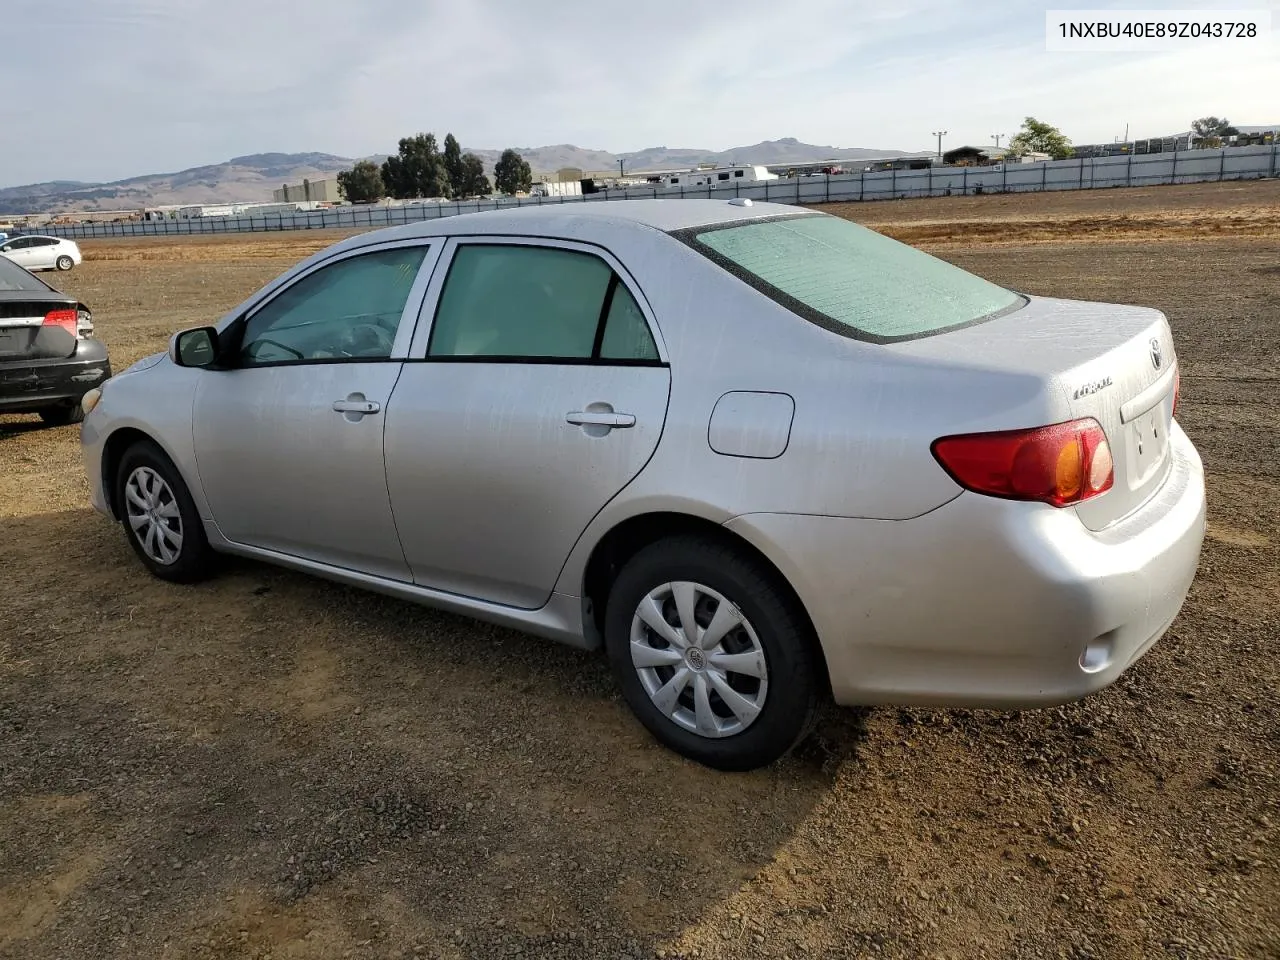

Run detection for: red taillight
[[1172, 368, 1181, 417], [42, 309, 78, 334], [931, 418, 1114, 508]]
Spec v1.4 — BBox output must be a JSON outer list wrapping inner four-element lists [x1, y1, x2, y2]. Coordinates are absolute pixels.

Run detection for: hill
[[0, 139, 912, 215]]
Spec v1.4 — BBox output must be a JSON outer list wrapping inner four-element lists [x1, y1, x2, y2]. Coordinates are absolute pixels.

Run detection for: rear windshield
[[0, 253, 52, 293], [680, 214, 1023, 342]]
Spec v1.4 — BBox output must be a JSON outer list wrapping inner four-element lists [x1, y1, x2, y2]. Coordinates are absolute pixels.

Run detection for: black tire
[[38, 402, 83, 426], [55, 255, 74, 271], [604, 535, 824, 771], [115, 439, 213, 583]]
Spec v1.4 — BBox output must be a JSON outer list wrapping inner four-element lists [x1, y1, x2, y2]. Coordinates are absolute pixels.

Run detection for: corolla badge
[[1073, 376, 1113, 400], [1150, 338, 1163, 370]]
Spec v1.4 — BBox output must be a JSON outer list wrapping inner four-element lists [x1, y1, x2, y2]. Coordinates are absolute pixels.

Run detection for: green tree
[[336, 160, 385, 203], [443, 133, 465, 197], [494, 148, 533, 195], [380, 133, 450, 199], [457, 153, 492, 197], [1007, 117, 1074, 160], [1191, 116, 1239, 147]]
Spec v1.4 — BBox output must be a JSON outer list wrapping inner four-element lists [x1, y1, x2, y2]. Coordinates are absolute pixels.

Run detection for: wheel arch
[[579, 511, 830, 693], [100, 426, 186, 520]]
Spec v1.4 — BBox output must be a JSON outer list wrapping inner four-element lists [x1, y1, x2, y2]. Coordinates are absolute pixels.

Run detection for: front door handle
[[566, 410, 635, 428], [333, 393, 380, 420], [333, 399, 380, 414]]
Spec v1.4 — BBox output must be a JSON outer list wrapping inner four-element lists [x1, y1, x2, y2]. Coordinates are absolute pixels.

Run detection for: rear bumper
[[0, 338, 112, 412], [725, 422, 1207, 709]]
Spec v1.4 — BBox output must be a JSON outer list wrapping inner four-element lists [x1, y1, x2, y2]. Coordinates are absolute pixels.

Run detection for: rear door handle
[[333, 399, 380, 415], [566, 410, 636, 428]]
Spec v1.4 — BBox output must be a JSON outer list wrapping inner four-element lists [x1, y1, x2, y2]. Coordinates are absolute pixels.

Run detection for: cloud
[[1, 0, 1276, 187]]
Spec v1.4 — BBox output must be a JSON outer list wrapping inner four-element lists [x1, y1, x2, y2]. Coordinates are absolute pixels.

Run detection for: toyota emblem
[[1149, 338, 1163, 370]]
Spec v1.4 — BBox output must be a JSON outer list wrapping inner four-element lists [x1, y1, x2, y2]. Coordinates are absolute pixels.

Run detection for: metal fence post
[[1127, 153, 1132, 187], [1170, 150, 1178, 185], [1041, 163, 1046, 191], [1219, 149, 1226, 181]]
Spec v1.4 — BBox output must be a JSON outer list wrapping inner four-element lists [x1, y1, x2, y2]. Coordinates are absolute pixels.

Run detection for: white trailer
[[530, 181, 583, 198], [658, 164, 779, 189]]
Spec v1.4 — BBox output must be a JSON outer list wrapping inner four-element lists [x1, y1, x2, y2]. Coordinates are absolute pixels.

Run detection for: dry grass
[[72, 179, 1280, 268], [825, 177, 1280, 245], [80, 230, 364, 264]]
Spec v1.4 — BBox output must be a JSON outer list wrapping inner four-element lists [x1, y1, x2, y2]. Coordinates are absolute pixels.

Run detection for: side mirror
[[170, 326, 220, 368]]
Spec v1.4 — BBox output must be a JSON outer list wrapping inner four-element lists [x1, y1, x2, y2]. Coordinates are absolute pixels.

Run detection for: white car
[[0, 235, 83, 272]]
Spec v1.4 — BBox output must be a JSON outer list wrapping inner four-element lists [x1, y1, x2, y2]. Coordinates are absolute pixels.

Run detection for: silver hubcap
[[630, 581, 769, 739], [124, 466, 183, 565]]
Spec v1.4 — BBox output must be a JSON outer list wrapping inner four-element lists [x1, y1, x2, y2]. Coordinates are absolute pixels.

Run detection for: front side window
[[428, 244, 659, 362], [682, 214, 1023, 342], [238, 246, 427, 365]]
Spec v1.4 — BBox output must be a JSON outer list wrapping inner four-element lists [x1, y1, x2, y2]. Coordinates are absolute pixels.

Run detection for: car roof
[[341, 198, 810, 249]]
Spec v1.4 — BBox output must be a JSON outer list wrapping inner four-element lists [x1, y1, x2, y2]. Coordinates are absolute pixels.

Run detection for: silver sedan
[[80, 200, 1207, 770]]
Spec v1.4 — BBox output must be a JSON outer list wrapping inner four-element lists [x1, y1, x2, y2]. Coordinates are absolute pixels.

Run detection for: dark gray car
[[0, 255, 110, 425]]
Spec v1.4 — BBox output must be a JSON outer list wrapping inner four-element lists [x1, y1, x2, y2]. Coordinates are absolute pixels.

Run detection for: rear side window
[[600, 284, 659, 361], [428, 244, 660, 362], [682, 214, 1023, 342]]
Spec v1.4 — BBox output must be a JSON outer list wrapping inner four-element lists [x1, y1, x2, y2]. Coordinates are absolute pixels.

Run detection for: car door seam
[[380, 360, 416, 576]]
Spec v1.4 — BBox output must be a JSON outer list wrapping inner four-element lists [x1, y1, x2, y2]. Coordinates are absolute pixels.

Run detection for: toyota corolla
[[80, 199, 1206, 770]]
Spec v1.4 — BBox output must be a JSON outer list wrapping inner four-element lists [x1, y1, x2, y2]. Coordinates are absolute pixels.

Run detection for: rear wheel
[[603, 535, 823, 771], [115, 440, 213, 583], [55, 255, 74, 271], [38, 402, 83, 426]]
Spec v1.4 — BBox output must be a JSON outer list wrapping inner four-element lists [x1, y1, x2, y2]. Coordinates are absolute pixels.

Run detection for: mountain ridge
[[0, 139, 914, 215]]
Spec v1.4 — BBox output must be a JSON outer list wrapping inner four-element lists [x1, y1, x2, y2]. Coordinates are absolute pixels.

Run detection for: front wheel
[[55, 255, 74, 271], [115, 440, 213, 583], [604, 535, 824, 771]]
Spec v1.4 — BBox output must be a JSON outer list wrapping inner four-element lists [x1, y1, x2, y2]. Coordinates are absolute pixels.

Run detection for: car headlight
[[81, 387, 103, 416]]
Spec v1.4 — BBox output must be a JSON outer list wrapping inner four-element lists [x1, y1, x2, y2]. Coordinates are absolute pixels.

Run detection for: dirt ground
[[1, 183, 1278, 959], [835, 178, 1280, 246]]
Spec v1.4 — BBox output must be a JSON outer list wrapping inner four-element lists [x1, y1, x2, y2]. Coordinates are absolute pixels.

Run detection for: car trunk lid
[[0, 294, 82, 361], [890, 295, 1178, 530]]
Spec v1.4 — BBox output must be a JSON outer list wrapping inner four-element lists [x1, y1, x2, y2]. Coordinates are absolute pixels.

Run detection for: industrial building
[[767, 155, 935, 176], [272, 178, 342, 203], [1072, 129, 1275, 158], [942, 146, 1050, 166]]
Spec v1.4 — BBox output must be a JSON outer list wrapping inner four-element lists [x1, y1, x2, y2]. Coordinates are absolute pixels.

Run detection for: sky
[[3, 0, 1278, 187]]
